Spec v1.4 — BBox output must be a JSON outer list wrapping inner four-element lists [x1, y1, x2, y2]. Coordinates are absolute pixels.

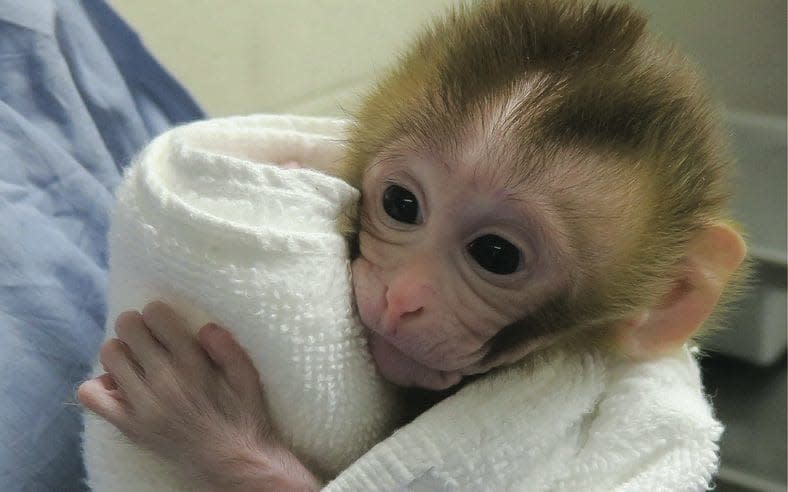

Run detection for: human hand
[[78, 301, 320, 491]]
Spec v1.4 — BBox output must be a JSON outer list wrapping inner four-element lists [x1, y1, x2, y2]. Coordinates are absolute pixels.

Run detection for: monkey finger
[[197, 323, 262, 398], [77, 375, 132, 432], [141, 301, 200, 364], [115, 310, 169, 372], [93, 372, 119, 391], [99, 338, 147, 399]]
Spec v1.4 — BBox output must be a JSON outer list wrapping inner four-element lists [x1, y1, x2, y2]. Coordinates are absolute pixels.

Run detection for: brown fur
[[341, 0, 747, 362]]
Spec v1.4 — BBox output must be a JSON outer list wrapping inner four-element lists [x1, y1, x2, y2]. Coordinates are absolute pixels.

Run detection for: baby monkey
[[79, 0, 746, 489], [340, 0, 746, 389]]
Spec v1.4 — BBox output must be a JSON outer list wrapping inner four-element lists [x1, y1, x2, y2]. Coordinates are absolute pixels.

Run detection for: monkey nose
[[381, 286, 429, 334]]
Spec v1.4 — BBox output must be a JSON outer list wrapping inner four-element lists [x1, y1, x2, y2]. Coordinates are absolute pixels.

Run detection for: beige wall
[[112, 1, 454, 117], [629, 0, 787, 117], [112, 0, 786, 118]]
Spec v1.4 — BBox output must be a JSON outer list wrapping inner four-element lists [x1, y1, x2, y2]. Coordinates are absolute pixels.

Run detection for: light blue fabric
[[0, 1, 204, 490]]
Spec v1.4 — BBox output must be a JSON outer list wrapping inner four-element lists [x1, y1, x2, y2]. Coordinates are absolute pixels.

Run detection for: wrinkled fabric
[[0, 1, 203, 490], [326, 346, 722, 492]]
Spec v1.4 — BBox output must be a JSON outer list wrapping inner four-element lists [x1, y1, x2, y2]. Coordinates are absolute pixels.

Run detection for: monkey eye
[[382, 184, 421, 224], [467, 234, 521, 275]]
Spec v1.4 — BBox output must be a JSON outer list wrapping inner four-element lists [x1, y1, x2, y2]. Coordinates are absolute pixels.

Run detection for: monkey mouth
[[366, 331, 462, 390]]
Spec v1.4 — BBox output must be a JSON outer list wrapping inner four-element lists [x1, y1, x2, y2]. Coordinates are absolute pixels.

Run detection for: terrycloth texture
[[326, 345, 723, 492], [82, 114, 401, 491]]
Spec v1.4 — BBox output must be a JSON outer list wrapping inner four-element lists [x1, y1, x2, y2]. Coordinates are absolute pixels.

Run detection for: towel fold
[[327, 344, 723, 492], [82, 114, 402, 491]]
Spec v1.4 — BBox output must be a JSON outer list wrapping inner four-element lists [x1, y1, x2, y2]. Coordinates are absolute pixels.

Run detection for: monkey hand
[[78, 301, 321, 492]]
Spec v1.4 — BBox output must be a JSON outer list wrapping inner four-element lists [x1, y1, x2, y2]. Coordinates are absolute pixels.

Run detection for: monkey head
[[342, 0, 747, 390]]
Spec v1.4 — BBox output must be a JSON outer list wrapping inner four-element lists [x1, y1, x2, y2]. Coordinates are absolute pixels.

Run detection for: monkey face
[[341, 0, 746, 389], [350, 147, 573, 390]]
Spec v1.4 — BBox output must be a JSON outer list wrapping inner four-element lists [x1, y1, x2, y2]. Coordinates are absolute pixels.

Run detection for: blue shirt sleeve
[[0, 1, 204, 490]]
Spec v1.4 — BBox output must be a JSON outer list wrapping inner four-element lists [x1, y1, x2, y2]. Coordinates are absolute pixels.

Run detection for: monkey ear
[[614, 222, 746, 359]]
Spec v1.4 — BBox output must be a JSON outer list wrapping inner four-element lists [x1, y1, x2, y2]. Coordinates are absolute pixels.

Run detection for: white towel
[[326, 345, 723, 492], [83, 114, 723, 492], [82, 115, 402, 491]]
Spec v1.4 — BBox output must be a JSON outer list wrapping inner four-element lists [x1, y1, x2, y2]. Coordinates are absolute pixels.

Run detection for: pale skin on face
[[352, 146, 574, 389]]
